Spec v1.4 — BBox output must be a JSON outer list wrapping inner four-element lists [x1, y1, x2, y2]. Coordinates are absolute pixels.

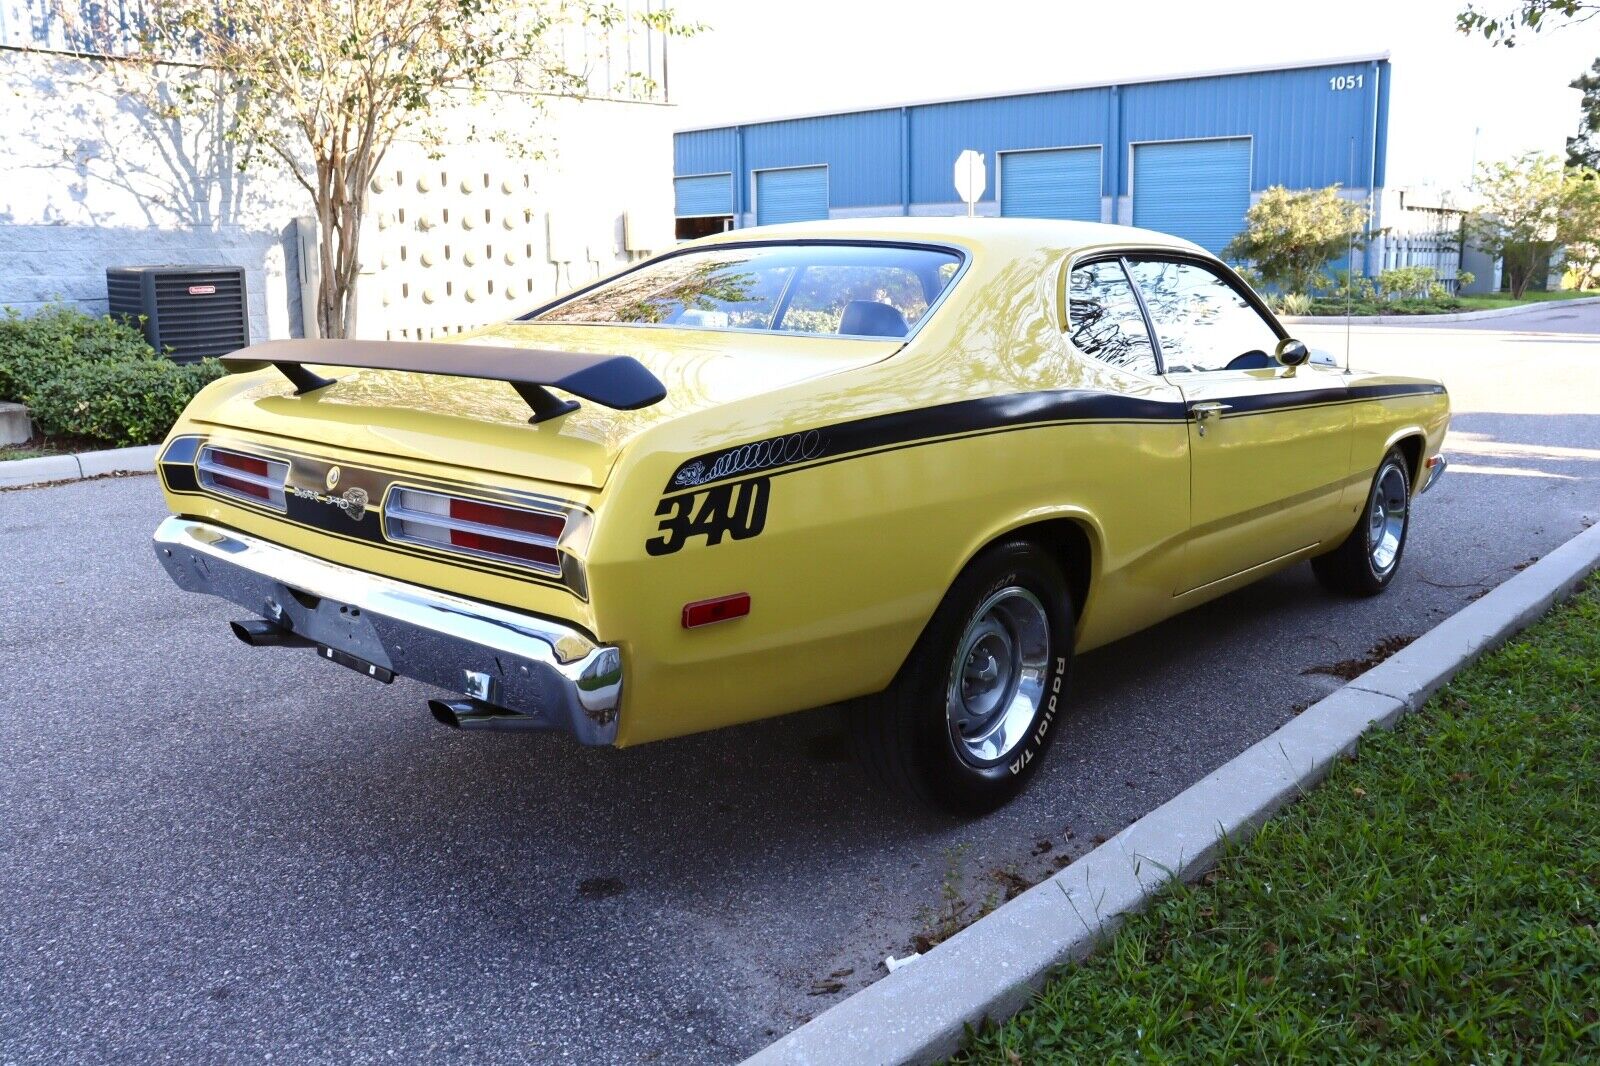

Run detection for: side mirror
[[1275, 338, 1310, 368]]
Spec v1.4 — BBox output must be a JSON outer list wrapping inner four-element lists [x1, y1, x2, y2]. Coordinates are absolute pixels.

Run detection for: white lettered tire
[[853, 539, 1074, 815]]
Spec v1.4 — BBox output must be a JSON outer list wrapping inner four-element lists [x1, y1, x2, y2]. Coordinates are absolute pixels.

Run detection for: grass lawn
[[0, 444, 58, 462], [1456, 290, 1597, 311], [956, 576, 1600, 1064], [1302, 289, 1596, 318], [0, 432, 104, 462]]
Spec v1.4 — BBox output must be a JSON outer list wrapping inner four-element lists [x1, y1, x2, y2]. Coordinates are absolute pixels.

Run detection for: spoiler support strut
[[221, 339, 666, 424], [279, 363, 338, 396], [512, 383, 581, 422]]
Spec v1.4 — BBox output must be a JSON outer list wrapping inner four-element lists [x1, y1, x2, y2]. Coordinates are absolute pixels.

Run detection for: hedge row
[[0, 304, 225, 448]]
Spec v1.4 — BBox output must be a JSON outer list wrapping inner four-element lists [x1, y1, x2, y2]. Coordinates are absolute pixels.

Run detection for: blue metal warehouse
[[672, 54, 1391, 264]]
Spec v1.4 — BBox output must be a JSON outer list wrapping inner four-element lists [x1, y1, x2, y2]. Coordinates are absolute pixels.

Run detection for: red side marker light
[[682, 593, 751, 629]]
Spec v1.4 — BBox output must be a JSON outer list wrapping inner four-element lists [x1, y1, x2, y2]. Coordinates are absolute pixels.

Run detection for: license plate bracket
[[317, 643, 396, 684]]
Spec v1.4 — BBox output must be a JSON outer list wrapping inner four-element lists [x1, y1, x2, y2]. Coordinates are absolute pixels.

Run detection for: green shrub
[[1329, 269, 1377, 303], [28, 357, 226, 447], [0, 304, 155, 403], [0, 302, 225, 447], [1222, 185, 1368, 296], [1376, 265, 1437, 301]]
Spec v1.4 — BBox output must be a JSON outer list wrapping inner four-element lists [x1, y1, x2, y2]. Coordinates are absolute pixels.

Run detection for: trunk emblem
[[339, 487, 368, 521], [289, 480, 368, 522], [326, 466, 341, 490]]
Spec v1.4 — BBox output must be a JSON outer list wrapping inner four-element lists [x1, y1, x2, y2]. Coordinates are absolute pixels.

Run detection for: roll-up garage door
[[754, 166, 828, 225], [674, 174, 732, 217], [1132, 138, 1251, 255], [999, 147, 1102, 221]]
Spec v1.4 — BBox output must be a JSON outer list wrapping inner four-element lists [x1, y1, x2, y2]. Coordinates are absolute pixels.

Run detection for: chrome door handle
[[1189, 401, 1231, 437]]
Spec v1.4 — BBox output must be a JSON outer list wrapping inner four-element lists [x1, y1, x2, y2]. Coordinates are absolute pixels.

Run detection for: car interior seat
[[837, 300, 908, 338]]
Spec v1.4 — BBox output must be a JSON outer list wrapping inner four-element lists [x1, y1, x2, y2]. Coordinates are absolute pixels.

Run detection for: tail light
[[385, 488, 567, 573], [197, 445, 288, 510]]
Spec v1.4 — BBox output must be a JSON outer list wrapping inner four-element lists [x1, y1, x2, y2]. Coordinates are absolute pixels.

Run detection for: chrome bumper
[[1420, 456, 1447, 495], [152, 516, 621, 744]]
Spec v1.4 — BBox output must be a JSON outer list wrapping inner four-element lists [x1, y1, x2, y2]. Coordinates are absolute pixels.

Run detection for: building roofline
[[675, 51, 1391, 134]]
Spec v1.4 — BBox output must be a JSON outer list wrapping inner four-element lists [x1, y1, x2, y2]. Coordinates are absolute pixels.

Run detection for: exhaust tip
[[230, 618, 313, 648], [427, 697, 544, 732], [428, 699, 463, 729]]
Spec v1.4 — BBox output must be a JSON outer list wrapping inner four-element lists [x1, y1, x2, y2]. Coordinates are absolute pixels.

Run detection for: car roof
[[690, 216, 1210, 258]]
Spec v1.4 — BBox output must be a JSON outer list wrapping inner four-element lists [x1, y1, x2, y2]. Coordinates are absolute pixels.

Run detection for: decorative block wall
[[354, 98, 675, 341]]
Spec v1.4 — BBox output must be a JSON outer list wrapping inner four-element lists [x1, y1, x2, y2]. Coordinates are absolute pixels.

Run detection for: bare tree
[[69, 0, 695, 338]]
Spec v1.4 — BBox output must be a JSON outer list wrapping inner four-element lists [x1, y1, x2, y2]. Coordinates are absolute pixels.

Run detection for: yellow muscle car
[[153, 218, 1448, 813]]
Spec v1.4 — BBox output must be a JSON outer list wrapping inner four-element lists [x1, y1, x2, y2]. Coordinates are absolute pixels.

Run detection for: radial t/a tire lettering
[[853, 538, 1075, 815]]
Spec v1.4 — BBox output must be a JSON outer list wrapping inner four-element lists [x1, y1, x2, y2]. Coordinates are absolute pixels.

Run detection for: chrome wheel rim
[[946, 587, 1050, 766], [1368, 462, 1409, 576]]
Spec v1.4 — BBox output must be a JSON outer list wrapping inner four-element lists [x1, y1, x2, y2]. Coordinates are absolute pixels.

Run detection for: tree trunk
[[1507, 258, 1532, 300], [314, 181, 368, 340]]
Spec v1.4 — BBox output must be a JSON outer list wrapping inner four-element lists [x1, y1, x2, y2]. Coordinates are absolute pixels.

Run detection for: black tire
[[853, 538, 1074, 815], [1311, 446, 1413, 597]]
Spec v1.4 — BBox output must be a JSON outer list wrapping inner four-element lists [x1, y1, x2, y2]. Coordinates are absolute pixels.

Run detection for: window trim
[[1114, 250, 1288, 376], [518, 238, 973, 343]]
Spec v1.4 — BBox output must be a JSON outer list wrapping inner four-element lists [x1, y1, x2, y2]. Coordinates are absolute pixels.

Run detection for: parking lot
[[2, 314, 1597, 1064]]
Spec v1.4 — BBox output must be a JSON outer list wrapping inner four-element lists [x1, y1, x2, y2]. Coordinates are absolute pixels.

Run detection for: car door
[[1123, 256, 1352, 594]]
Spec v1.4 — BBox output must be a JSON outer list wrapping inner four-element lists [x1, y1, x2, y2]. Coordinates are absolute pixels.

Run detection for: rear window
[[529, 243, 964, 339]]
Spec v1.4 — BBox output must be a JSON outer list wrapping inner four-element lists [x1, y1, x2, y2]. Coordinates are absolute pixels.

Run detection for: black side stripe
[[663, 382, 1444, 493]]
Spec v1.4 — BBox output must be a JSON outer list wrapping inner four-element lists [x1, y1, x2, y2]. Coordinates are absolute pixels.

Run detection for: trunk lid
[[195, 323, 899, 488]]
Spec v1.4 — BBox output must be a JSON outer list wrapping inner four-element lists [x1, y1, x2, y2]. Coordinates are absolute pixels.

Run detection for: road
[[2, 320, 1597, 1064]]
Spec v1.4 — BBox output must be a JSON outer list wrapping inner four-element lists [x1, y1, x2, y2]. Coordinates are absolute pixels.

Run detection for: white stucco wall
[[0, 49, 310, 341], [0, 48, 676, 342]]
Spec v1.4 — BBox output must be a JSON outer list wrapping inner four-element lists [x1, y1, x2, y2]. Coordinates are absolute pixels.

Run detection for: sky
[[667, 0, 1600, 191]]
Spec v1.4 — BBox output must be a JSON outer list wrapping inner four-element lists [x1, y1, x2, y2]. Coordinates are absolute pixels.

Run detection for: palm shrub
[[1275, 292, 1313, 315]]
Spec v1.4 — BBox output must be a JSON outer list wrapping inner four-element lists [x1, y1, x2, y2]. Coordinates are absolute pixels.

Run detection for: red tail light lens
[[197, 445, 288, 510], [384, 488, 569, 573], [447, 498, 564, 567], [213, 452, 270, 499]]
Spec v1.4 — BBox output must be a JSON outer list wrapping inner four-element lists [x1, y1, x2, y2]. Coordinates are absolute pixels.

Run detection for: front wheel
[[1311, 446, 1413, 597], [853, 539, 1074, 815]]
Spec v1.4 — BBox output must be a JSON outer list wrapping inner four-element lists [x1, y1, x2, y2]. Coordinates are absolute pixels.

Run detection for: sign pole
[[953, 150, 986, 219]]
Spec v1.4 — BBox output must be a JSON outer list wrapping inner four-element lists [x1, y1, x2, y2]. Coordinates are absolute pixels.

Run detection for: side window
[[1065, 259, 1158, 376], [1124, 259, 1280, 373]]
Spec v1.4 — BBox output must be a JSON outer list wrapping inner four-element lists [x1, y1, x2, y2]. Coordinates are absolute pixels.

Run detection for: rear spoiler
[[220, 339, 667, 423]]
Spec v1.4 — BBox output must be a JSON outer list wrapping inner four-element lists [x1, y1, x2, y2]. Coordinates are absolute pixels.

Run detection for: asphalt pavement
[[2, 319, 1597, 1064]]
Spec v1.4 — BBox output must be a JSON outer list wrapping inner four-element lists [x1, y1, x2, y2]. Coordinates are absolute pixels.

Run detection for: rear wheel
[[854, 539, 1074, 815], [1311, 446, 1412, 597]]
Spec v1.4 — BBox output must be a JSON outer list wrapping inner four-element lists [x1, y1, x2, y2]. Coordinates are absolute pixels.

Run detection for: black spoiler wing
[[221, 339, 667, 423]]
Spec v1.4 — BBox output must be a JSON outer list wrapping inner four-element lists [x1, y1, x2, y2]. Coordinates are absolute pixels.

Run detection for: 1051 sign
[[1329, 73, 1364, 91]]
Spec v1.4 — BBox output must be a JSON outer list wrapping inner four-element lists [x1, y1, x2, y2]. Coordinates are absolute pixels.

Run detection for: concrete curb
[[1280, 294, 1600, 327], [0, 444, 159, 489], [746, 520, 1600, 1066]]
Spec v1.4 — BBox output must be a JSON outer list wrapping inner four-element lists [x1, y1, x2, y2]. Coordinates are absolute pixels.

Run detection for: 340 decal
[[646, 478, 770, 556]]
